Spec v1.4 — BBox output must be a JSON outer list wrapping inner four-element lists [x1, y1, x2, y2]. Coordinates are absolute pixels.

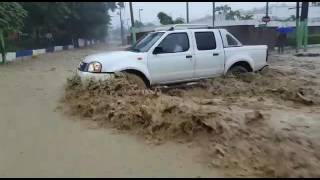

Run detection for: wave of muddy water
[[61, 54, 320, 177]]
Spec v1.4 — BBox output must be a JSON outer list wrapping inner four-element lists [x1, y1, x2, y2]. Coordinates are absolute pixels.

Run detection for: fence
[[1, 39, 99, 63], [127, 25, 320, 49]]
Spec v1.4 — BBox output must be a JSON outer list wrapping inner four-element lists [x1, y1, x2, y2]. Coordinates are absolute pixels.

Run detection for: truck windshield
[[130, 32, 164, 52]]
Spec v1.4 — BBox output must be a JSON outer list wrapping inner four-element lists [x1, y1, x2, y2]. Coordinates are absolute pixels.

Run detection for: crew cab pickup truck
[[77, 24, 268, 88]]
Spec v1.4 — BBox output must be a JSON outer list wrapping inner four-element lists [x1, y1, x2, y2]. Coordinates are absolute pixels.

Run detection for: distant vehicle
[[77, 24, 268, 88]]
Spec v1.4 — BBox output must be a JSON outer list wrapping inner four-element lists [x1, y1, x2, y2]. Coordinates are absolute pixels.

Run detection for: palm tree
[[215, 5, 231, 16], [240, 14, 254, 20]]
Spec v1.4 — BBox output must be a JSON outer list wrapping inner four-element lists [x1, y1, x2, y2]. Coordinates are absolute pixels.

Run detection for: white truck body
[[78, 26, 268, 86]]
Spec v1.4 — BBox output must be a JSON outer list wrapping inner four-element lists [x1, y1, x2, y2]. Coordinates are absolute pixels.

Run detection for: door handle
[[212, 53, 219, 56], [186, 55, 192, 58]]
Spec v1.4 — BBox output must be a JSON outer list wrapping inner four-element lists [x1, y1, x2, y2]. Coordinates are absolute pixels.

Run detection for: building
[[128, 4, 320, 47], [270, 4, 320, 21]]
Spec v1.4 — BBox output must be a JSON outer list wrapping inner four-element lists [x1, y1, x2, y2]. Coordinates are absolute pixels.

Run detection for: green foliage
[[225, 10, 241, 20], [215, 5, 231, 15], [174, 17, 185, 24], [157, 12, 185, 25], [0, 2, 27, 32], [215, 4, 252, 20], [157, 12, 174, 25], [240, 14, 254, 20], [0, 2, 27, 63], [1, 2, 120, 61], [18, 2, 117, 49]]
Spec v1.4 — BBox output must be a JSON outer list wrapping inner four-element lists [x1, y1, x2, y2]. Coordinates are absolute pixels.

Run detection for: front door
[[148, 32, 194, 84]]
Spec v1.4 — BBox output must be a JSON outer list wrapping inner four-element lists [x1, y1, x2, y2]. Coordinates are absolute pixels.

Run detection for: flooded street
[[1, 45, 320, 177], [0, 45, 221, 177]]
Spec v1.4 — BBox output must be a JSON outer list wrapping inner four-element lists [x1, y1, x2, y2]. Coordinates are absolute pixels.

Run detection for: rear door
[[191, 29, 225, 78]]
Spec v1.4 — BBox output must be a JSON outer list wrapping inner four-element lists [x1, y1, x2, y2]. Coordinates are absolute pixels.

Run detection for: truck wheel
[[227, 66, 248, 76], [123, 72, 147, 89]]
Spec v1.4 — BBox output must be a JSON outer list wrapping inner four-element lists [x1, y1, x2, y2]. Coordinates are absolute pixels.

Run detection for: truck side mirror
[[153, 47, 163, 54]]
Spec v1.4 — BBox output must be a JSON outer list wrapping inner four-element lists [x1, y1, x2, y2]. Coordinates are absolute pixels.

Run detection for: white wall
[[271, 6, 320, 20], [0, 52, 16, 62], [54, 46, 63, 51], [32, 49, 46, 56]]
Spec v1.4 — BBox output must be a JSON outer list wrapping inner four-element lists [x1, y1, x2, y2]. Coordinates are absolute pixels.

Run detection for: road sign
[[262, 16, 271, 23]]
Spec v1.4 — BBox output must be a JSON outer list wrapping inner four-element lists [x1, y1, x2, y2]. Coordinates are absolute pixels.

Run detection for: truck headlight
[[87, 62, 102, 73]]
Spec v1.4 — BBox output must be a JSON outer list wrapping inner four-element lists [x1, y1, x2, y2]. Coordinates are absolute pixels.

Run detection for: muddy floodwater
[[1, 45, 320, 177]]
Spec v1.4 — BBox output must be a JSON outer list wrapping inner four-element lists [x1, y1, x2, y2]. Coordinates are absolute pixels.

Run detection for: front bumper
[[77, 70, 114, 81]]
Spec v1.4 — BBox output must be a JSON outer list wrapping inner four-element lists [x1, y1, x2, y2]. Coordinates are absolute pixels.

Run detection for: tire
[[227, 66, 248, 76], [123, 72, 147, 89]]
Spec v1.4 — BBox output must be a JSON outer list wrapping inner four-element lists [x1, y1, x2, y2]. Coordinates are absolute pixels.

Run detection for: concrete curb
[[0, 39, 97, 63]]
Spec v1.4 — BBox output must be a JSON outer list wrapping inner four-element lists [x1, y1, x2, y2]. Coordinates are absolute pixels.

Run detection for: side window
[[195, 32, 216, 50], [226, 34, 239, 46], [157, 33, 189, 53]]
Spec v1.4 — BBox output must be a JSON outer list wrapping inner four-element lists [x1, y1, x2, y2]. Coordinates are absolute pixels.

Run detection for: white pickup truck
[[77, 24, 268, 88]]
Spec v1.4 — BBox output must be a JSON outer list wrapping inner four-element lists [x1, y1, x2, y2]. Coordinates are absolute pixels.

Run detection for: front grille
[[78, 62, 88, 72]]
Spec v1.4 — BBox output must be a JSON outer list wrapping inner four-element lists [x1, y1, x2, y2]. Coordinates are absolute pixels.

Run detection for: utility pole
[[265, 2, 269, 25], [129, 2, 136, 44], [212, 2, 215, 27], [296, 2, 300, 53], [300, 2, 309, 52], [186, 2, 189, 23], [125, 19, 129, 29], [119, 8, 125, 46], [139, 8, 143, 23]]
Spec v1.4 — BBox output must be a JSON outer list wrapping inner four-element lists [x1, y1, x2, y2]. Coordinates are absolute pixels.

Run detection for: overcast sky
[[110, 2, 296, 29]]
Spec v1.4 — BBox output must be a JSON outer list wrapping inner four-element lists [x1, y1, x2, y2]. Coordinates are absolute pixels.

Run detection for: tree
[[215, 5, 251, 20], [20, 2, 117, 48], [157, 12, 174, 25], [134, 20, 144, 28], [63, 2, 117, 46], [20, 2, 71, 46], [226, 10, 241, 20], [2, 2, 118, 53], [240, 14, 254, 20], [117, 2, 124, 8], [215, 5, 231, 16], [174, 17, 185, 24], [157, 12, 185, 25], [117, 2, 125, 45], [0, 2, 27, 63]]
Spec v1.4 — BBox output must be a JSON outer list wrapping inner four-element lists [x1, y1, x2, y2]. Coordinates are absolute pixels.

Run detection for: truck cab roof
[[154, 24, 224, 32]]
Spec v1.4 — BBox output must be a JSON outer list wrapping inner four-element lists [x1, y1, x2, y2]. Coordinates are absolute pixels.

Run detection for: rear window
[[195, 32, 216, 50], [226, 34, 239, 46]]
